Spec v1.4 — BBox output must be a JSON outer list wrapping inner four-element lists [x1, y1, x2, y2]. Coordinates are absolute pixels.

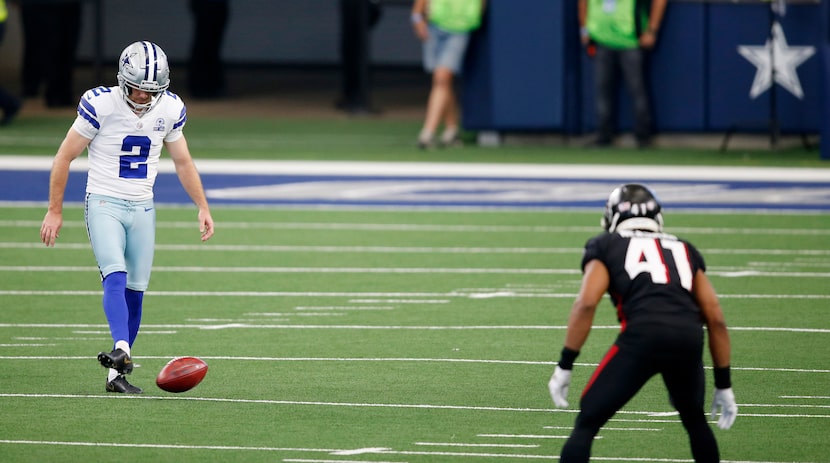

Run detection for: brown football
[[156, 356, 208, 393]]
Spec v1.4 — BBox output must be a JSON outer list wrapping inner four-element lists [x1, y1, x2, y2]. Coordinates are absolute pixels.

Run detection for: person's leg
[[125, 289, 144, 346], [593, 45, 618, 145], [434, 31, 469, 146], [44, 3, 81, 107], [85, 195, 130, 349], [19, 4, 46, 97], [101, 272, 130, 349], [85, 195, 137, 388], [419, 26, 469, 148], [420, 67, 454, 146], [440, 85, 460, 144], [0, 23, 21, 124], [561, 345, 656, 462], [619, 47, 653, 147], [662, 356, 720, 462], [0, 86, 21, 125], [124, 200, 156, 348], [189, 0, 229, 97]]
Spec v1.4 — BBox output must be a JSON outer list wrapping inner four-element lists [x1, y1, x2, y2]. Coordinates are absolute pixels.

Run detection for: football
[[156, 356, 208, 393]]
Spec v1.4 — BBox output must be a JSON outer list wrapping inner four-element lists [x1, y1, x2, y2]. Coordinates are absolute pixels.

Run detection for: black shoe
[[98, 348, 133, 374], [586, 137, 612, 148], [1, 100, 21, 126], [439, 133, 463, 148], [106, 375, 143, 394], [417, 137, 436, 150], [636, 137, 653, 149]]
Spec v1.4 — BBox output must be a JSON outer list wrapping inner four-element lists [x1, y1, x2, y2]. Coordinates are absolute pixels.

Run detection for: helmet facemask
[[117, 41, 170, 116]]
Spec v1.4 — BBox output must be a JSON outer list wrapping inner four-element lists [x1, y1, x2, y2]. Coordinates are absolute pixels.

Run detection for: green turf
[[0, 111, 828, 462], [1, 114, 828, 167], [0, 205, 828, 463]]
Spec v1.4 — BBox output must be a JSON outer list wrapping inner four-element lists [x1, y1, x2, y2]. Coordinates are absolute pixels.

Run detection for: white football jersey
[[73, 86, 187, 201]]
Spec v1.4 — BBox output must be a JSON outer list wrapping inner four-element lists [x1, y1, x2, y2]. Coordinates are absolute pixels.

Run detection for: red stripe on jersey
[[582, 344, 619, 398], [683, 242, 695, 292], [655, 238, 670, 284], [613, 293, 627, 332]]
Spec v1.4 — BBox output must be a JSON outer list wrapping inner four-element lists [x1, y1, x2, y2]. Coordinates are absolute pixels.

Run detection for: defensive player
[[548, 184, 737, 462], [40, 41, 215, 394]]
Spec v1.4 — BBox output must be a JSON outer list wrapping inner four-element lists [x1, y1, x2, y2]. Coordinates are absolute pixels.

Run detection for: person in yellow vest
[[578, 0, 666, 148], [0, 0, 22, 125], [411, 0, 485, 149]]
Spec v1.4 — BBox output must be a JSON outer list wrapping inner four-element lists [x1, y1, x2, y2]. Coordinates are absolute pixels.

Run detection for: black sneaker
[[106, 375, 143, 394], [439, 133, 462, 148], [98, 348, 133, 374], [1, 99, 21, 126], [585, 137, 612, 148], [417, 139, 435, 150]]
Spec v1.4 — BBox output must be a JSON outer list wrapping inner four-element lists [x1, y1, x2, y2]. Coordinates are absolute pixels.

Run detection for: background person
[[411, 0, 484, 149], [579, 0, 666, 148]]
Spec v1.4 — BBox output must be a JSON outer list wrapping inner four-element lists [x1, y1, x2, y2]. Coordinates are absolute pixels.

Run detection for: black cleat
[[98, 348, 133, 374], [106, 375, 143, 394]]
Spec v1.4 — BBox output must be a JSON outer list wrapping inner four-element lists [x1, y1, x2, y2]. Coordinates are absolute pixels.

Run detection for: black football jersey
[[582, 229, 706, 329]]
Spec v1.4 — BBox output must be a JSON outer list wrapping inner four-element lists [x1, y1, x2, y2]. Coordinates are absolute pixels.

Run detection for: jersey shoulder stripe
[[154, 90, 187, 126], [173, 103, 187, 129], [76, 86, 120, 131], [77, 98, 100, 129]]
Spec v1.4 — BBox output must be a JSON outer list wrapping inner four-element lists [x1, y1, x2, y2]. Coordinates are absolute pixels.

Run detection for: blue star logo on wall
[[737, 21, 815, 100]]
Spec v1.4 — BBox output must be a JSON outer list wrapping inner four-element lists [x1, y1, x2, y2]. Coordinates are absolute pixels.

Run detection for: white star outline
[[737, 21, 815, 100]]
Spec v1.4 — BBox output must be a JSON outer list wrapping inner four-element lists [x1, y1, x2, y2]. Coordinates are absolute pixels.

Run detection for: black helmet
[[601, 183, 664, 232]]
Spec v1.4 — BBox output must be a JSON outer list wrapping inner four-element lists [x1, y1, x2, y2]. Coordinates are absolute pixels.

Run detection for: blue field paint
[[3, 168, 829, 211]]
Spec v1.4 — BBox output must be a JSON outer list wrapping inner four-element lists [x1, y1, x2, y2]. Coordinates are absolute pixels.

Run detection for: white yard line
[[2, 156, 829, 182], [3, 241, 830, 257], [3, 220, 830, 236], [1, 438, 820, 462], [0, 355, 826, 374], [3, 265, 830, 278], [0, 393, 828, 419], [2, 290, 830, 305]]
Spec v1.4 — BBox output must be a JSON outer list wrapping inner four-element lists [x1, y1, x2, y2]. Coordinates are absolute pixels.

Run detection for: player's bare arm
[[165, 136, 214, 241], [693, 268, 737, 429], [563, 259, 609, 352], [693, 269, 731, 368], [40, 128, 91, 247], [411, 0, 429, 41]]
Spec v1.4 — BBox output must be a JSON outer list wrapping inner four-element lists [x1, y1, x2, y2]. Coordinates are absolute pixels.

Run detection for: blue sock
[[125, 288, 144, 346], [102, 272, 129, 345]]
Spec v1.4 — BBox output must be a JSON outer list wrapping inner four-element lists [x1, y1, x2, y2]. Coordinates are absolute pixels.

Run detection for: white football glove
[[711, 387, 737, 430], [548, 366, 572, 408]]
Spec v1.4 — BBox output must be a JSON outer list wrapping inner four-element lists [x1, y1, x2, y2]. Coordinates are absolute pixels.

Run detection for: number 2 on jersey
[[119, 135, 151, 179], [624, 238, 694, 290]]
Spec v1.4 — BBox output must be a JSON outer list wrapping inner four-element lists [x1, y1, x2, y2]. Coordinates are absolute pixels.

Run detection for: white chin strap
[[123, 87, 160, 116], [614, 217, 662, 233], [126, 99, 150, 115]]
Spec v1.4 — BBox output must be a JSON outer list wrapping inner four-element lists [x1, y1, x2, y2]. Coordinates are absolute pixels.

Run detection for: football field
[[0, 203, 828, 462], [0, 117, 829, 462]]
